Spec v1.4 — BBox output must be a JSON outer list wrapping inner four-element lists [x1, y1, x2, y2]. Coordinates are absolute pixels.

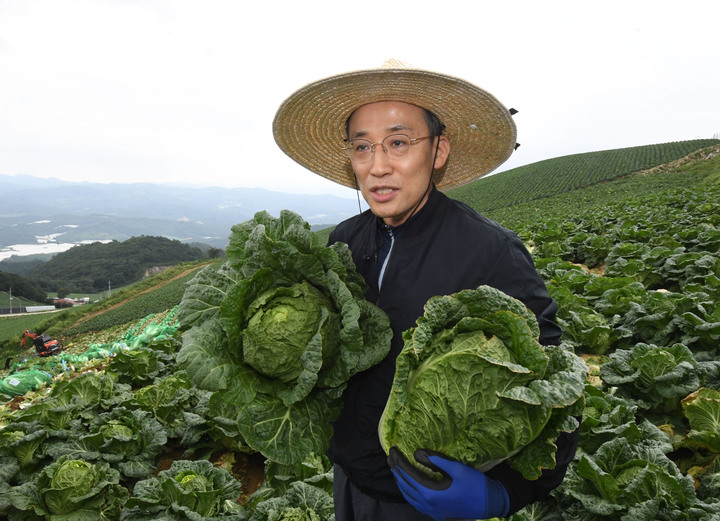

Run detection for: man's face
[[347, 101, 449, 226]]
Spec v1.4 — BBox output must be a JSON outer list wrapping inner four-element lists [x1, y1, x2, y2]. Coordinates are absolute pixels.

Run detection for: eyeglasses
[[342, 134, 431, 163]]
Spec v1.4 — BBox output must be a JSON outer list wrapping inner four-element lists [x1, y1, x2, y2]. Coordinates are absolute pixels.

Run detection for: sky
[[1, 0, 719, 199]]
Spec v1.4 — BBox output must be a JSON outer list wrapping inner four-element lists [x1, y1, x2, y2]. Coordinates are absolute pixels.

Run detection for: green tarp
[[3, 309, 178, 400], [0, 369, 53, 397]]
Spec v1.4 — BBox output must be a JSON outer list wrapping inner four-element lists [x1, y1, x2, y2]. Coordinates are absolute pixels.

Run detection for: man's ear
[[433, 135, 450, 170]]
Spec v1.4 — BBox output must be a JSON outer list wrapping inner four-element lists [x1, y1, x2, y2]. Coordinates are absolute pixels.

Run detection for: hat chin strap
[[403, 137, 440, 223]]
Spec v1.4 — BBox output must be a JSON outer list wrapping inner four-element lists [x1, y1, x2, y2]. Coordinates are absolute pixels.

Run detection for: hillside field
[[1, 141, 719, 520]]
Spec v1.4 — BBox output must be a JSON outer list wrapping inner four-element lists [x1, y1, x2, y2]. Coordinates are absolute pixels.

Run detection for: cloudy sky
[[1, 0, 718, 198]]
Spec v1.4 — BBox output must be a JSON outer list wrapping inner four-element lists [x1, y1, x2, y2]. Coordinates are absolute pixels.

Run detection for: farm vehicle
[[21, 329, 64, 357]]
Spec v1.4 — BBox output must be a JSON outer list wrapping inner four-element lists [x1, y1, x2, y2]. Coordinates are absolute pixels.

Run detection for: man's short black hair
[[423, 109, 446, 140], [345, 106, 445, 140]]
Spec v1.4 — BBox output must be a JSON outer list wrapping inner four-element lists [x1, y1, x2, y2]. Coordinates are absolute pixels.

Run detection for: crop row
[[62, 270, 199, 337], [503, 180, 720, 519], [0, 305, 335, 519], [1, 170, 719, 519], [449, 139, 719, 213]]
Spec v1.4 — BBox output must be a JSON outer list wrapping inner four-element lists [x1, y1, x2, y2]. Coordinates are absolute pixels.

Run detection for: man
[[273, 60, 577, 520]]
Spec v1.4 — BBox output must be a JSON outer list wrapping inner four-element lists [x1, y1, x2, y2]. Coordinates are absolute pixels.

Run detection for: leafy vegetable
[[578, 385, 642, 454], [248, 452, 335, 521], [0, 421, 47, 471], [120, 459, 244, 520], [4, 456, 129, 520], [107, 348, 170, 388], [600, 343, 706, 414], [379, 285, 587, 480], [249, 452, 333, 508], [47, 407, 167, 479], [678, 387, 720, 501], [176, 210, 391, 464], [8, 370, 127, 434], [558, 428, 719, 520], [248, 480, 335, 521], [682, 388, 720, 446], [130, 371, 212, 443]]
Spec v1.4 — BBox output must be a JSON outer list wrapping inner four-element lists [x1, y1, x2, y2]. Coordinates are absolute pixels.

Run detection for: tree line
[[2, 236, 217, 299]]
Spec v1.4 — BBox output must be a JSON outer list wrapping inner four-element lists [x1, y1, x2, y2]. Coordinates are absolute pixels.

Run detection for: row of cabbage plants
[[504, 183, 720, 520], [1, 180, 718, 520], [0, 309, 337, 520]]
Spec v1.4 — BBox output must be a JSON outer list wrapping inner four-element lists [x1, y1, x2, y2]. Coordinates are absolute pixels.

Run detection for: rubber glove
[[388, 447, 510, 521]]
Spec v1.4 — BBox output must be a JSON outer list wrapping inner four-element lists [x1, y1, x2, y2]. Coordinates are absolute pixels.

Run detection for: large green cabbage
[[4, 455, 129, 519], [121, 459, 244, 520], [379, 285, 587, 480], [176, 210, 391, 464]]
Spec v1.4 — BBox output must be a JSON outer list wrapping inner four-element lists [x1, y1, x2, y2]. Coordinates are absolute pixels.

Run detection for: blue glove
[[388, 447, 510, 521]]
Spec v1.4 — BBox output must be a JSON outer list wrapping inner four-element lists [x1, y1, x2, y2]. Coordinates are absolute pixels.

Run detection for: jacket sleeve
[[485, 233, 562, 346], [483, 233, 577, 513]]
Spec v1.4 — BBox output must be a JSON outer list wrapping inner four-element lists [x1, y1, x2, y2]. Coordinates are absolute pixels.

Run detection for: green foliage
[[0, 308, 79, 364], [3, 455, 129, 520], [46, 407, 168, 480], [600, 343, 709, 415], [0, 269, 48, 302], [177, 210, 392, 464], [3, 142, 720, 520], [0, 312, 59, 347], [483, 144, 720, 232], [120, 459, 244, 520], [0, 263, 205, 365], [128, 370, 211, 442], [448, 139, 719, 214], [313, 226, 333, 246], [248, 480, 334, 521], [497, 147, 720, 519], [674, 388, 720, 502], [63, 269, 199, 336], [379, 285, 587, 480], [248, 453, 334, 521], [26, 235, 206, 293], [506, 386, 720, 520]]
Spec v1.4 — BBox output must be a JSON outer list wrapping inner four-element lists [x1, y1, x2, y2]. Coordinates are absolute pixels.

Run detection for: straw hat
[[272, 59, 518, 191]]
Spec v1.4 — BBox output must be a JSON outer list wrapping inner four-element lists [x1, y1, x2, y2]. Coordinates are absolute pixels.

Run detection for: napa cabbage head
[[3, 456, 129, 519], [177, 210, 391, 465], [46, 407, 167, 480], [121, 459, 244, 519], [380, 285, 587, 480], [242, 281, 340, 383]]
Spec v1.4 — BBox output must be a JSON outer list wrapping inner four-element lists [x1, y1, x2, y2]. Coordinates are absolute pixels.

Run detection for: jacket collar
[[374, 184, 442, 235]]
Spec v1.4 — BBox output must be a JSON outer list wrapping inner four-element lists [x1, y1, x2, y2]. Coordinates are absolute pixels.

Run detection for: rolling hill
[[447, 138, 719, 213], [24, 235, 207, 294]]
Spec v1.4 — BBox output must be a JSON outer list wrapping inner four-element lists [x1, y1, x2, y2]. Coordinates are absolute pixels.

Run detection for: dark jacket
[[326, 188, 577, 513]]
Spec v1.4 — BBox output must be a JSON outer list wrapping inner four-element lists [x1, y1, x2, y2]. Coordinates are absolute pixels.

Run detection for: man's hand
[[388, 447, 510, 521]]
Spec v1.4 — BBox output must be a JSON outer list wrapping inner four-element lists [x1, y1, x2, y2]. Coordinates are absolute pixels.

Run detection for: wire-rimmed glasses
[[342, 134, 431, 163]]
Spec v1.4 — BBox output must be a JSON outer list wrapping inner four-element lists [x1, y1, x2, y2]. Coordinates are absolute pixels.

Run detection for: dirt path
[[70, 263, 210, 326]]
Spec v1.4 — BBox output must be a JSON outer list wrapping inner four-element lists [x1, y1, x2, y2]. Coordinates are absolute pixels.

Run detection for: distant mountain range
[[0, 174, 360, 257], [5, 139, 716, 264]]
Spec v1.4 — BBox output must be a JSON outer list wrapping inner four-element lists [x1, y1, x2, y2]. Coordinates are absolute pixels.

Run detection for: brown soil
[[155, 441, 267, 504], [235, 452, 268, 504]]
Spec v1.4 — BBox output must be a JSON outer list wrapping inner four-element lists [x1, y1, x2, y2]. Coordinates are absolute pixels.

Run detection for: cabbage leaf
[[380, 285, 587, 480], [176, 210, 391, 465]]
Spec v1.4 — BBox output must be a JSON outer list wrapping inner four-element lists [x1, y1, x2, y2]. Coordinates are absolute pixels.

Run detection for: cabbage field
[[1, 142, 719, 520]]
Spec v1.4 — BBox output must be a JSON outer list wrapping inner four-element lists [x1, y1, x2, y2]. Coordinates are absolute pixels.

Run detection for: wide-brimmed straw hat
[[272, 59, 518, 191]]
